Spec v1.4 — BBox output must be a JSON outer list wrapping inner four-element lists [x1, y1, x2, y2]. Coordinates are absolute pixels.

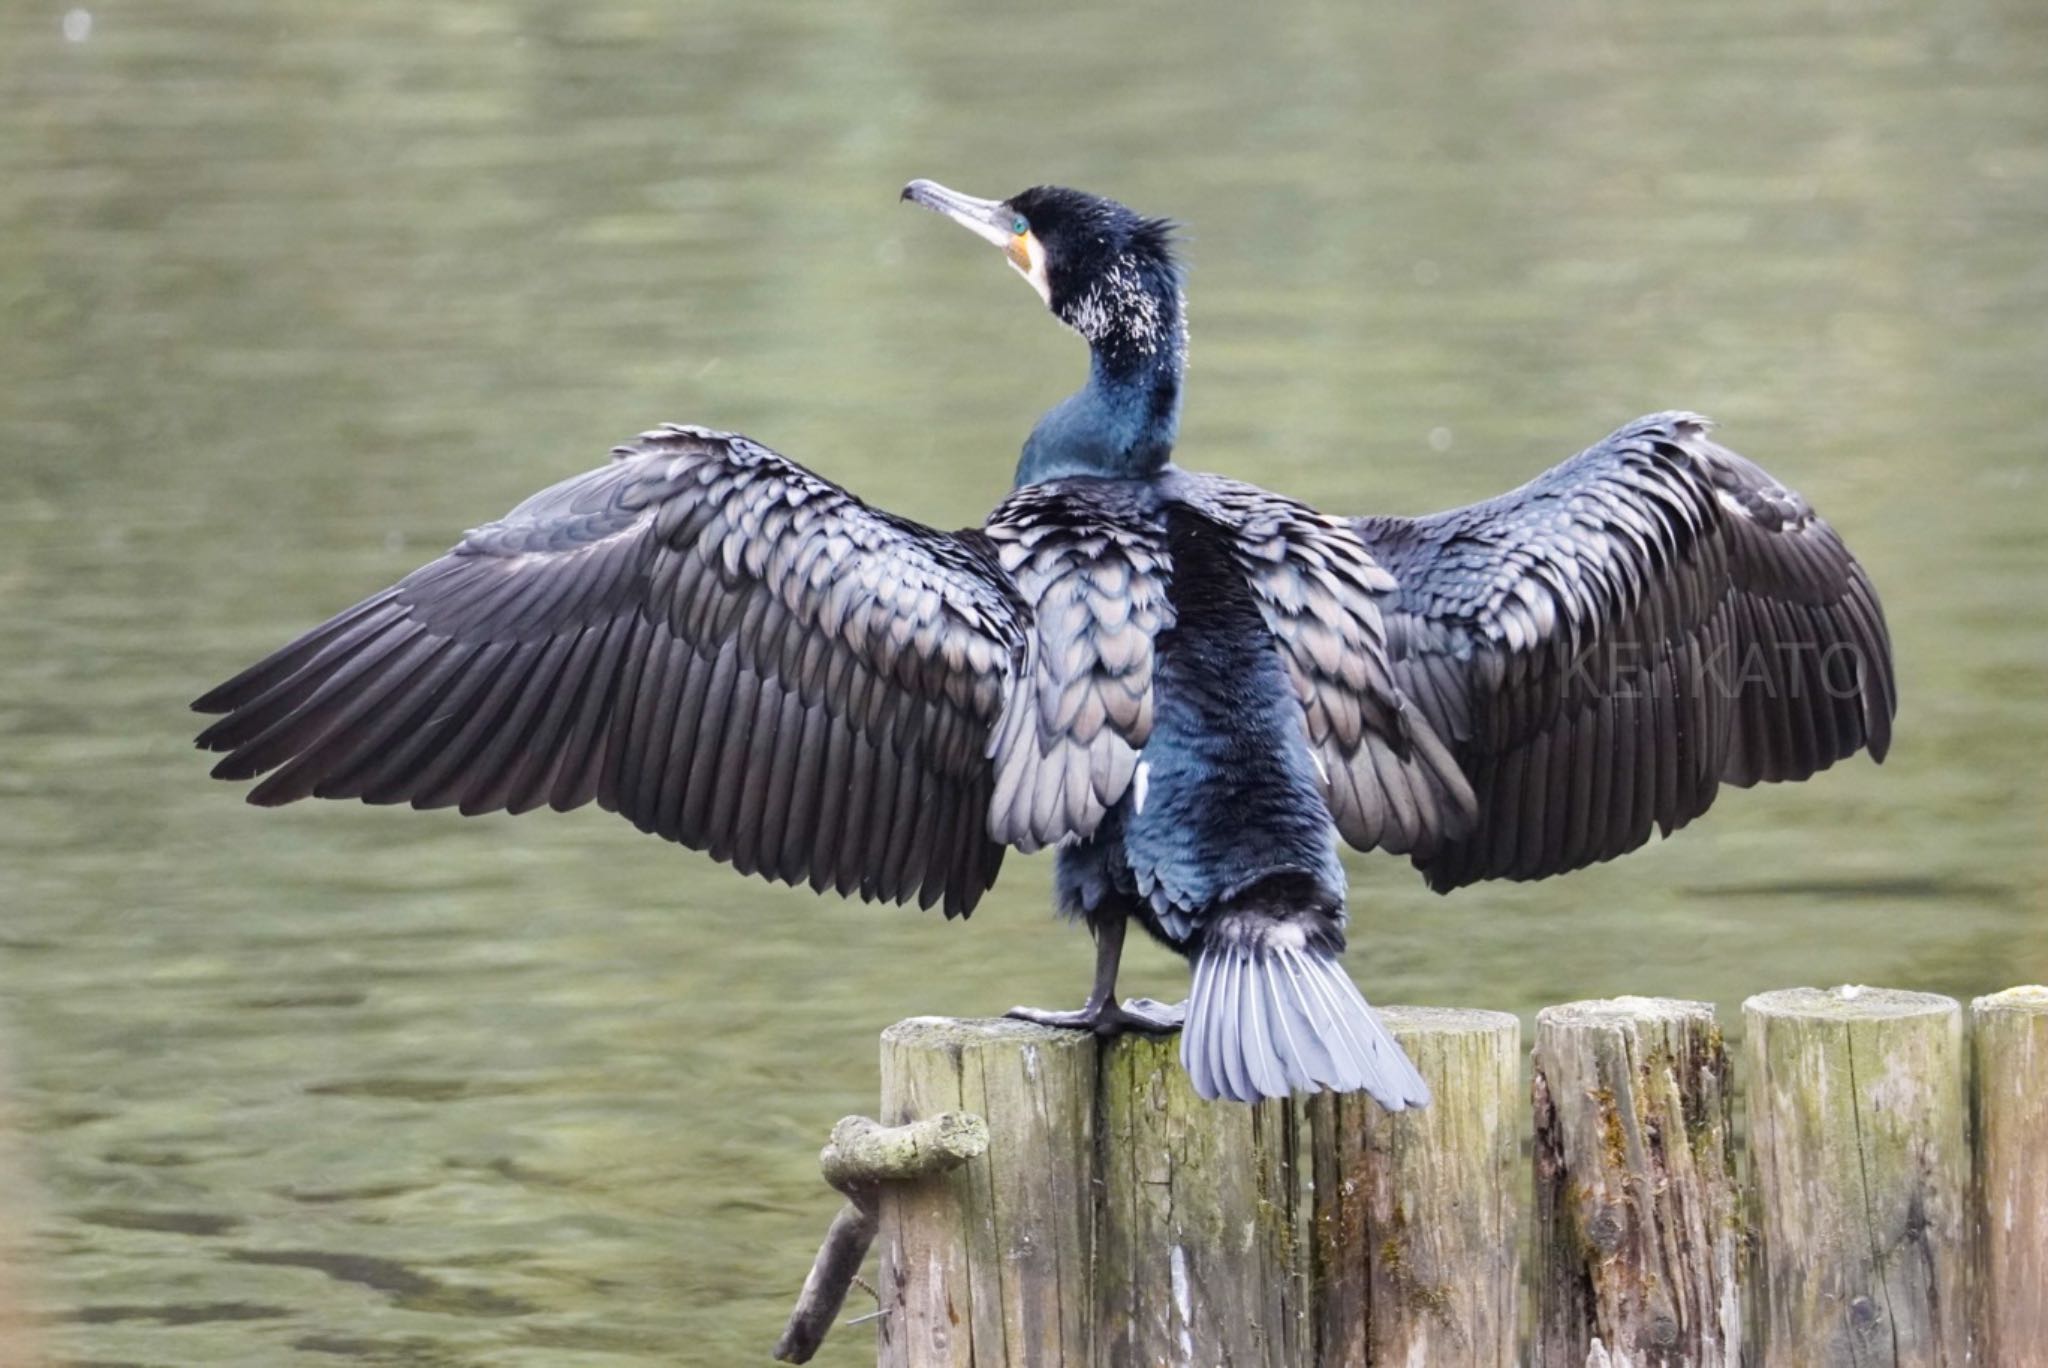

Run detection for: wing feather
[[1169, 476, 1478, 857], [1355, 412, 1896, 892], [195, 425, 1027, 916]]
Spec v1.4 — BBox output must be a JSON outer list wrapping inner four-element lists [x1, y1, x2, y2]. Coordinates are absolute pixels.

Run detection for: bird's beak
[[901, 178, 1051, 304], [900, 179, 1013, 249]]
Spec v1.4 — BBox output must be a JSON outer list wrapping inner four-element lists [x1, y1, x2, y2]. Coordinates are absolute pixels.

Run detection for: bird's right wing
[[194, 425, 1030, 916]]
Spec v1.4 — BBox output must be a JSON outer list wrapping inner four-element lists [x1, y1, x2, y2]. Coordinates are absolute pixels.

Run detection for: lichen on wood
[[1311, 1005, 1521, 1368], [1970, 984, 2048, 1361], [1744, 986, 1968, 1368], [1532, 997, 1741, 1368], [819, 1112, 989, 1191]]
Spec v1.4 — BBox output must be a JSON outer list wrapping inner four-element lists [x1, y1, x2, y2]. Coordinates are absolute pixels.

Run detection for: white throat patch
[[1064, 255, 1177, 356]]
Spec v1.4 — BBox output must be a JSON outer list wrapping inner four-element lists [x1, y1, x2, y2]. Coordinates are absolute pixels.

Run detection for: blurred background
[[1, 0, 2044, 1362]]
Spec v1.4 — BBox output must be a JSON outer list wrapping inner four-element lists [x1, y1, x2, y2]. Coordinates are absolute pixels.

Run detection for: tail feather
[[1238, 961, 1291, 1099], [1181, 939, 1429, 1111], [1219, 951, 1257, 1102]]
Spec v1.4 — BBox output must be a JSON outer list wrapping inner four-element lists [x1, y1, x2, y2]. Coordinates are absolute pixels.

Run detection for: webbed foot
[[1005, 997, 1187, 1037], [1005, 1004, 1104, 1031], [1118, 996, 1187, 1031]]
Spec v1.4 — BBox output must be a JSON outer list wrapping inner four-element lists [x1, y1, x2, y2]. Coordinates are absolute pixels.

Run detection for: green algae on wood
[[1096, 1030, 1307, 1368], [1532, 997, 1741, 1368], [1310, 1005, 1521, 1368], [1744, 987, 1968, 1368]]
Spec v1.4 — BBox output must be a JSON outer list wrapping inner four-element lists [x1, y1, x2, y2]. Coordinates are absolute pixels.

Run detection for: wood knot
[[1587, 1205, 1624, 1253]]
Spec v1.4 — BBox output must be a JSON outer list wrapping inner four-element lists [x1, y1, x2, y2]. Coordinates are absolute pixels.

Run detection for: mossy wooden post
[[1309, 1006, 1521, 1368], [1096, 1032, 1307, 1368], [1970, 985, 2048, 1360], [1530, 998, 1741, 1368], [873, 1018, 1097, 1368], [872, 1019, 1306, 1367], [870, 1006, 1522, 1364], [1744, 987, 1969, 1368]]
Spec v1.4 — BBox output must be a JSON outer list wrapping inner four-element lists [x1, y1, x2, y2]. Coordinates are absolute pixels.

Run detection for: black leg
[[1006, 915, 1185, 1036]]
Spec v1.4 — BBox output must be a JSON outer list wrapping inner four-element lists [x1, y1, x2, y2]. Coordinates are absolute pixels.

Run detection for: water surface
[[2, 0, 2045, 1362]]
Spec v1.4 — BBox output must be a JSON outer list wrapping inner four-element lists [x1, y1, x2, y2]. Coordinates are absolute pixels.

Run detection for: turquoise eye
[[1011, 216, 1029, 236]]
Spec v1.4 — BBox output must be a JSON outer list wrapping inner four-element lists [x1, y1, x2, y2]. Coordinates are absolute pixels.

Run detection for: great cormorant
[[193, 181, 1896, 1109]]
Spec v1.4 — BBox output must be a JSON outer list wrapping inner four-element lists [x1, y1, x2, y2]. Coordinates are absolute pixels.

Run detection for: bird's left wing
[[194, 425, 1028, 916], [1353, 412, 1896, 893]]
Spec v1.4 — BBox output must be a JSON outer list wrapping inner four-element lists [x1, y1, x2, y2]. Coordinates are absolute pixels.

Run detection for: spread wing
[[1185, 478, 1479, 856], [1353, 412, 1896, 893], [194, 425, 1030, 917]]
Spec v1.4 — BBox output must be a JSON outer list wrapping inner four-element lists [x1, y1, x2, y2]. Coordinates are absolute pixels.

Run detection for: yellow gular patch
[[1007, 231, 1051, 305]]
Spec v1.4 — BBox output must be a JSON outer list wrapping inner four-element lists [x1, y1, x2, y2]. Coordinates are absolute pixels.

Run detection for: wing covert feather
[[981, 482, 1170, 851], [1177, 478, 1478, 856]]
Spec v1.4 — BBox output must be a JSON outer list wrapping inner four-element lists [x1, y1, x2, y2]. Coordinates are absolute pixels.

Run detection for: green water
[[2, 0, 2044, 1362]]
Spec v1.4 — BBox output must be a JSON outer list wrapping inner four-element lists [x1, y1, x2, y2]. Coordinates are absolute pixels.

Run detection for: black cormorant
[[193, 180, 1896, 1109]]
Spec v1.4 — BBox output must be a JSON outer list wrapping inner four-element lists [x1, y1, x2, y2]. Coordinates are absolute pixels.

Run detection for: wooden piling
[[863, 1008, 1522, 1367], [1310, 1006, 1522, 1368], [1530, 997, 1741, 1368], [793, 983, 2017, 1364], [1970, 984, 2048, 1360], [873, 1018, 1097, 1368], [1744, 987, 1969, 1368], [1096, 1032, 1307, 1368]]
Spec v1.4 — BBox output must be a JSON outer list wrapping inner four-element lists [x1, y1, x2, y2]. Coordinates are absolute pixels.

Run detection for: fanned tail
[[1180, 932, 1428, 1111]]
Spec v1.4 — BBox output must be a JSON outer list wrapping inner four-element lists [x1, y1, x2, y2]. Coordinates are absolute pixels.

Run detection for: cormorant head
[[902, 180, 1183, 367]]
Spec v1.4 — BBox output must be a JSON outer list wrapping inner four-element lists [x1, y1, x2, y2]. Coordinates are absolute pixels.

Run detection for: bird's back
[[1073, 499, 1347, 943]]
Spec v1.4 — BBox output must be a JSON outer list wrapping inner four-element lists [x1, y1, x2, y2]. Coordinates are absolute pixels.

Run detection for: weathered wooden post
[[1096, 1033, 1308, 1368], [1530, 997, 1741, 1368], [783, 982, 2043, 1364], [1970, 984, 2048, 1360], [1744, 987, 1969, 1368], [1310, 1006, 1522, 1368], [871, 1020, 1311, 1367], [872, 1018, 1098, 1368], [855, 1008, 1523, 1366]]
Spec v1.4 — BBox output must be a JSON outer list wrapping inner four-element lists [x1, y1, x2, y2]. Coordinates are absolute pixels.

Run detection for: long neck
[[1015, 259, 1185, 486]]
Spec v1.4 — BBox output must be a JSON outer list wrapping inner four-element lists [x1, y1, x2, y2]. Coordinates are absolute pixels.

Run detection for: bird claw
[[1005, 1005, 1104, 1031], [1005, 997, 1186, 1037]]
